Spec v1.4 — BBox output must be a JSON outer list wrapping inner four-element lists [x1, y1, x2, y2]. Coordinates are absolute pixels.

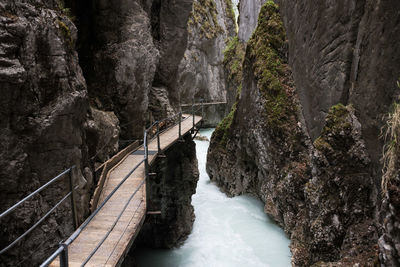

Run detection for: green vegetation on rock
[[223, 0, 236, 25], [214, 36, 244, 146], [57, 20, 74, 49], [313, 103, 351, 152], [215, 0, 296, 146], [382, 81, 400, 193], [188, 0, 224, 39], [214, 102, 237, 146], [247, 1, 295, 132], [223, 36, 245, 85], [56, 0, 76, 21]]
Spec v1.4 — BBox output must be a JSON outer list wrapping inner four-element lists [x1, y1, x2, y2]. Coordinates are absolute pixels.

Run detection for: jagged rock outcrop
[[133, 134, 199, 248], [207, 2, 382, 265], [74, 0, 159, 139], [0, 2, 92, 265], [177, 0, 236, 126], [85, 106, 120, 165]]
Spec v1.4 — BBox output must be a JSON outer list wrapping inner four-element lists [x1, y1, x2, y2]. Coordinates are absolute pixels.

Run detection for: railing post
[[179, 112, 182, 139], [156, 121, 161, 154], [59, 243, 68, 267], [144, 131, 149, 180], [201, 99, 204, 127], [68, 168, 78, 230], [192, 98, 195, 129]]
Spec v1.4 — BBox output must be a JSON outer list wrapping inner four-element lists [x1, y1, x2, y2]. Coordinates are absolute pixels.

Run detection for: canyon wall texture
[[237, 0, 266, 42], [207, 0, 400, 265], [133, 134, 199, 249], [178, 0, 236, 126], [0, 0, 232, 265], [0, 1, 92, 265]]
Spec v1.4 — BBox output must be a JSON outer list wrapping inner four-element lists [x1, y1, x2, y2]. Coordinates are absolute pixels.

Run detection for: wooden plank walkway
[[51, 114, 202, 267]]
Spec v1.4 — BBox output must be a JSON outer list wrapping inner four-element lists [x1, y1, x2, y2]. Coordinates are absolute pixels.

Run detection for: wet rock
[[135, 133, 199, 248]]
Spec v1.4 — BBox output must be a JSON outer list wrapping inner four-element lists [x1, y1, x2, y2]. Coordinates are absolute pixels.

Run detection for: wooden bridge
[[0, 105, 206, 267]]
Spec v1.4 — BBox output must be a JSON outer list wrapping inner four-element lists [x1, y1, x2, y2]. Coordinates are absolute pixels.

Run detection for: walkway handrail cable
[[40, 158, 145, 267], [72, 103, 204, 266], [0, 166, 78, 256]]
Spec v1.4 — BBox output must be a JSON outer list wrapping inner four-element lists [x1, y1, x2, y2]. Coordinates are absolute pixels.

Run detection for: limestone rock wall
[[0, 1, 92, 265], [276, 0, 400, 163], [206, 1, 389, 265], [276, 0, 400, 264], [0, 0, 238, 264], [177, 0, 236, 126], [237, 0, 266, 42], [134, 133, 199, 248]]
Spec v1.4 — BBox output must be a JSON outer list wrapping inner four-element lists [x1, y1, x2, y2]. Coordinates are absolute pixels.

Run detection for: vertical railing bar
[[59, 243, 68, 267], [179, 112, 182, 139], [156, 121, 161, 154], [68, 169, 78, 230], [201, 99, 204, 127], [144, 131, 149, 180], [192, 98, 195, 130]]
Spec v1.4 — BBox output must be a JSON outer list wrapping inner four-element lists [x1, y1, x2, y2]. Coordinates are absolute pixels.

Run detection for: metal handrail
[[0, 167, 74, 219], [81, 180, 145, 266], [40, 158, 145, 267], [40, 101, 205, 266], [0, 166, 77, 256], [0, 186, 77, 255]]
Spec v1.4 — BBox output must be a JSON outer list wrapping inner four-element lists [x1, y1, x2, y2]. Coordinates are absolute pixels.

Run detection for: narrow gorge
[[0, 0, 399, 266]]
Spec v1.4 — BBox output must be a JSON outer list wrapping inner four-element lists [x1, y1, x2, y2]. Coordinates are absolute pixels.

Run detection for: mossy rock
[[57, 19, 74, 49], [188, 0, 224, 39], [247, 1, 296, 134], [313, 103, 354, 153], [214, 102, 237, 146], [223, 36, 245, 85]]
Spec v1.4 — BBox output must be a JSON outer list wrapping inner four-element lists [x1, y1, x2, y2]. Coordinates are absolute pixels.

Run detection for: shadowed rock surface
[[0, 2, 91, 265], [207, 1, 398, 265], [133, 134, 199, 249], [0, 0, 212, 265]]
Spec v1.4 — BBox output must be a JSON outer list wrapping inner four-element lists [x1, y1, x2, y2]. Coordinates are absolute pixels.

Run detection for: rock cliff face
[[177, 0, 236, 126], [276, 0, 400, 264], [237, 0, 266, 42], [0, 1, 92, 265], [1, 0, 232, 265], [134, 134, 199, 249], [207, 0, 400, 265]]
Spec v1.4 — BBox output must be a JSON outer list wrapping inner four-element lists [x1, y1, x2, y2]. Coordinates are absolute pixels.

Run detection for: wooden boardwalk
[[51, 114, 202, 267]]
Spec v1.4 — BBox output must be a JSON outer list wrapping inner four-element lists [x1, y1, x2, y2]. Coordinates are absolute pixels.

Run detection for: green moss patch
[[313, 103, 352, 152], [57, 20, 74, 49], [214, 102, 237, 146], [223, 0, 236, 25], [320, 103, 351, 136], [188, 0, 224, 39], [223, 36, 245, 85], [247, 1, 296, 133]]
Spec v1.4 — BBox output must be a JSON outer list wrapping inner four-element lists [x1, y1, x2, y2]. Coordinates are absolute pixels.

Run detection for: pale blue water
[[134, 129, 291, 267]]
